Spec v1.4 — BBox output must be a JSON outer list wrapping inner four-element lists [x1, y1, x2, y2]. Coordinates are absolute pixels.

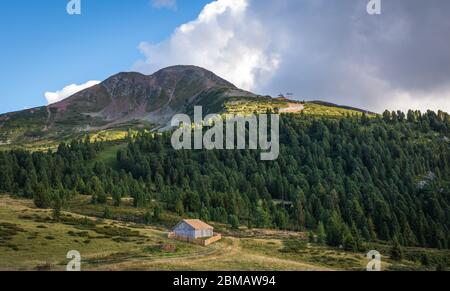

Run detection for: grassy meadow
[[0, 194, 446, 271]]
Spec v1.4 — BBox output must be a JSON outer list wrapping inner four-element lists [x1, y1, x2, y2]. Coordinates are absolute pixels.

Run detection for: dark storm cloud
[[136, 0, 450, 112], [251, 0, 450, 112]]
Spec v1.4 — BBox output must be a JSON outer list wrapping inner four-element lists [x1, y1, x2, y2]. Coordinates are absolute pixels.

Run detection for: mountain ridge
[[0, 65, 371, 148], [47, 65, 244, 127], [0, 66, 263, 147]]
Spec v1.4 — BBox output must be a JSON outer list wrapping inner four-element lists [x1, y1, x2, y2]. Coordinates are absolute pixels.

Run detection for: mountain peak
[[104, 71, 147, 80], [151, 65, 237, 89], [154, 65, 211, 73], [40, 65, 247, 131], [99, 66, 236, 91], [153, 65, 220, 76]]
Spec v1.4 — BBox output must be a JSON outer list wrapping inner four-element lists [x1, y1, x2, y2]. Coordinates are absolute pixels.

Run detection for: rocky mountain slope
[[0, 66, 261, 146], [47, 65, 259, 129]]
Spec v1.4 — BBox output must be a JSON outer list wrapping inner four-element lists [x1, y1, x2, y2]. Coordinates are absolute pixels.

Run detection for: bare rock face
[[47, 65, 249, 129]]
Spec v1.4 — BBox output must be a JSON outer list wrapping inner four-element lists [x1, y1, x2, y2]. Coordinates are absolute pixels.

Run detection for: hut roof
[[181, 219, 213, 230]]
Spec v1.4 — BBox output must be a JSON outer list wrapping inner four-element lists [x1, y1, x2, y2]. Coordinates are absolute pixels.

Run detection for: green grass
[[239, 239, 363, 271], [1, 195, 447, 271], [223, 98, 370, 118], [0, 195, 205, 271], [89, 129, 138, 143], [224, 98, 290, 115], [92, 142, 127, 168], [302, 103, 365, 117]]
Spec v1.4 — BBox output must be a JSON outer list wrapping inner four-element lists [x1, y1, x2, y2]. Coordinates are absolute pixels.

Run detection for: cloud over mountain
[[135, 0, 450, 113], [44, 80, 100, 104], [134, 0, 280, 92]]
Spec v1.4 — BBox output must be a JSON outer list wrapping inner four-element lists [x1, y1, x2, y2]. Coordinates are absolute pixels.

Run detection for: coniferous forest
[[1, 110, 449, 251]]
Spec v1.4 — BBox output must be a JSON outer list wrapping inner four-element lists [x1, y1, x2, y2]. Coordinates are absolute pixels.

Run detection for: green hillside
[[0, 96, 368, 151], [1, 111, 449, 255]]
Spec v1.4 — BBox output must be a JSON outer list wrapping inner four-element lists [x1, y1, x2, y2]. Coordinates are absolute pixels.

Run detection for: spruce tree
[[52, 195, 62, 222], [316, 222, 326, 244], [33, 184, 51, 209], [103, 206, 111, 219], [229, 214, 240, 230], [390, 239, 404, 261]]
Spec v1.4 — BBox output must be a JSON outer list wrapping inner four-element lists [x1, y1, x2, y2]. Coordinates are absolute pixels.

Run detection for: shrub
[[280, 239, 307, 253]]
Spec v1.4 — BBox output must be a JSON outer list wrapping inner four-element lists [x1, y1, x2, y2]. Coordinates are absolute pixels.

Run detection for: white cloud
[[134, 0, 280, 91], [44, 80, 100, 104], [152, 0, 177, 10], [135, 0, 450, 113], [384, 89, 450, 114]]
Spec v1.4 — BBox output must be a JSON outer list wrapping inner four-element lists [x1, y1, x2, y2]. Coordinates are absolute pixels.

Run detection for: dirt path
[[91, 237, 237, 271], [92, 237, 333, 271]]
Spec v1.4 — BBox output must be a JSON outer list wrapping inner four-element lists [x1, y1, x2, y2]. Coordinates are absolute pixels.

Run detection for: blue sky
[[0, 0, 210, 114]]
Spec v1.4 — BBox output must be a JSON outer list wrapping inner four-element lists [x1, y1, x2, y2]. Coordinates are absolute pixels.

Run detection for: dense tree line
[[0, 110, 449, 250], [0, 138, 148, 209]]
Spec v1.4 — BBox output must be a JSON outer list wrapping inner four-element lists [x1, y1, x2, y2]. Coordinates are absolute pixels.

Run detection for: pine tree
[[229, 214, 240, 230], [52, 195, 62, 222], [343, 227, 357, 252], [326, 213, 344, 247], [403, 222, 418, 247], [383, 110, 391, 122], [316, 222, 326, 244], [143, 210, 153, 224], [351, 223, 364, 251], [91, 176, 107, 205], [200, 207, 210, 221], [33, 184, 51, 209], [153, 205, 163, 222], [103, 206, 111, 219], [112, 187, 122, 207], [367, 218, 378, 242], [175, 199, 184, 216], [255, 205, 271, 228], [390, 239, 403, 261]]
